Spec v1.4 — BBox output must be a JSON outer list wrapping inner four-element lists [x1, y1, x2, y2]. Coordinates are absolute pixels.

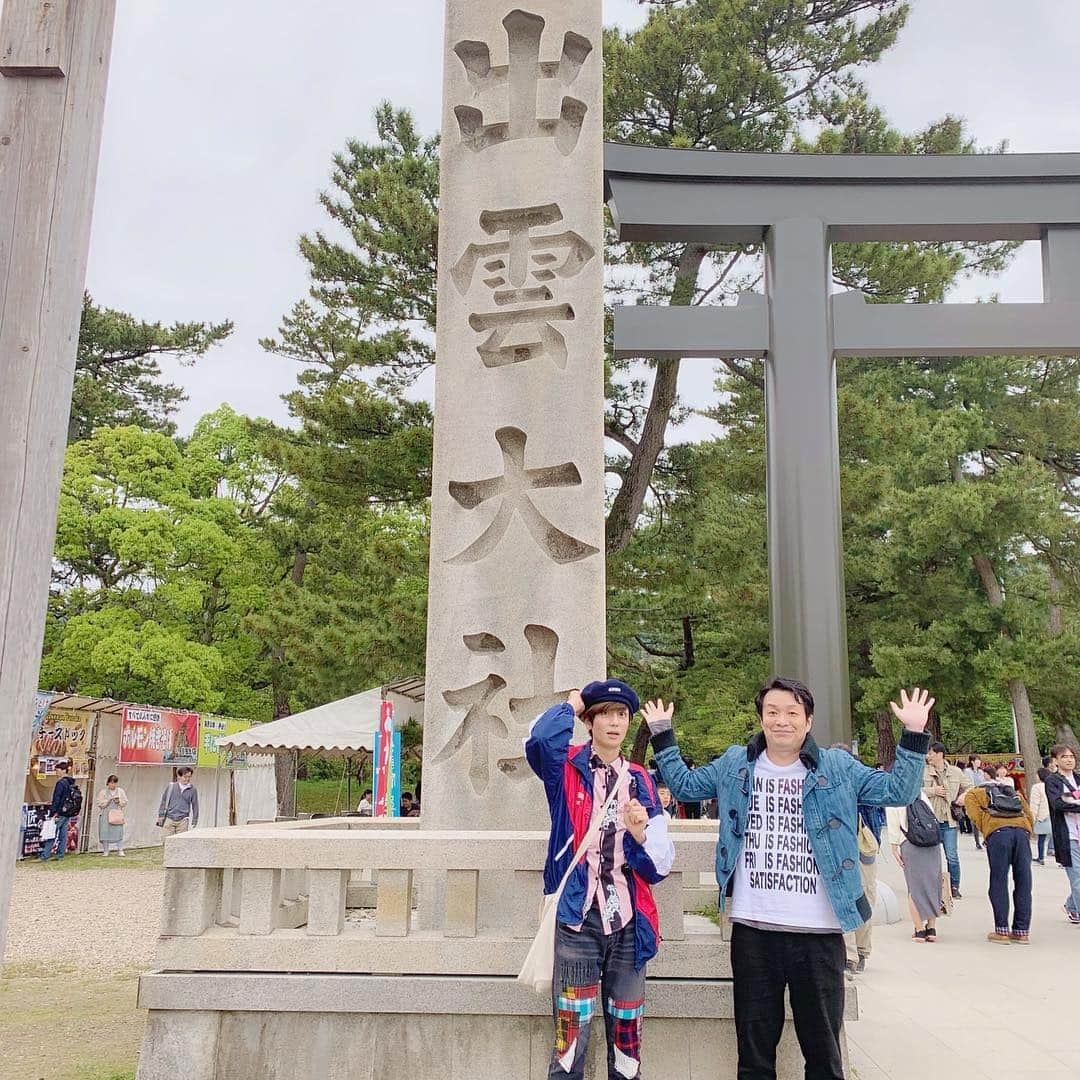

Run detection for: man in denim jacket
[[646, 677, 932, 1080]]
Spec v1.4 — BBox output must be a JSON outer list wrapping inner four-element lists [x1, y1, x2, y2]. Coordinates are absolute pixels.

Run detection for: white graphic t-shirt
[[729, 752, 841, 932]]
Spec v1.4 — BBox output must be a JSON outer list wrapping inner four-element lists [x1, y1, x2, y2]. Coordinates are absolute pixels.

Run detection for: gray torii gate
[[605, 144, 1080, 747]]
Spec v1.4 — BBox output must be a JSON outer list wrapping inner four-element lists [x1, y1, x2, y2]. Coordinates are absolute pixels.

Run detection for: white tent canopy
[[217, 680, 424, 758]]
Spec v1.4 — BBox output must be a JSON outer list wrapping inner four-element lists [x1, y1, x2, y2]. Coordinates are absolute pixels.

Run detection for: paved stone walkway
[[849, 833, 1075, 1080]]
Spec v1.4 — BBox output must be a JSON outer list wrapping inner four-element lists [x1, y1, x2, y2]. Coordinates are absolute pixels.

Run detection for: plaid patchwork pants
[[550, 905, 647, 1079]]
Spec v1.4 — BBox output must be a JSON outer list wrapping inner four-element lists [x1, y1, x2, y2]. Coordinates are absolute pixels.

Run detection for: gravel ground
[[6, 857, 164, 970]]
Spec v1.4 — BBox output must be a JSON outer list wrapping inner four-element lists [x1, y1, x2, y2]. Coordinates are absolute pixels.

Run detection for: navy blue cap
[[581, 678, 640, 716]]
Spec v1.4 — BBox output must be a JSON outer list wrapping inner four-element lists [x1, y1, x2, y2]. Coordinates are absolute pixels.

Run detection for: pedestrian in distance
[[923, 741, 970, 899], [831, 742, 879, 977], [1044, 744, 1080, 924], [963, 775, 1035, 943], [357, 789, 373, 815], [887, 791, 944, 943], [1029, 768, 1052, 865], [39, 759, 81, 861], [526, 679, 674, 1080], [97, 774, 127, 856], [647, 677, 933, 1080], [156, 766, 199, 836], [965, 757, 986, 849]]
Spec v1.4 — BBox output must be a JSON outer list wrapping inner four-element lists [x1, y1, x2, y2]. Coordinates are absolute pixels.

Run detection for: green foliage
[[72, 294, 232, 443]]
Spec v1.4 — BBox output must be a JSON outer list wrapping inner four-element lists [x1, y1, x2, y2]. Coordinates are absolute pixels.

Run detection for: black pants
[[731, 923, 846, 1080], [985, 826, 1032, 933]]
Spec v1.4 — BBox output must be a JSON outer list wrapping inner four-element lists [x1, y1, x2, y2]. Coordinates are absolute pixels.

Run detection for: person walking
[[97, 774, 128, 856], [647, 678, 932, 1080], [526, 681, 674, 1079], [1045, 744, 1080, 924], [964, 758, 986, 849], [964, 777, 1035, 943], [156, 766, 199, 836], [1029, 768, 1052, 866], [923, 741, 970, 899], [831, 743, 879, 976], [886, 792, 944, 942], [39, 760, 81, 862]]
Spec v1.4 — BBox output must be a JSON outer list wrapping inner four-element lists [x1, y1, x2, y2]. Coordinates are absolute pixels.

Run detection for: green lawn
[[18, 846, 163, 872], [296, 777, 354, 815]]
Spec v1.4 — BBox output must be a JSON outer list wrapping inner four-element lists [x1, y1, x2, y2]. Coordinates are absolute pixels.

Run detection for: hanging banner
[[119, 706, 200, 765], [372, 700, 401, 818], [197, 715, 252, 769], [30, 709, 94, 779], [31, 692, 54, 741], [21, 803, 80, 858]]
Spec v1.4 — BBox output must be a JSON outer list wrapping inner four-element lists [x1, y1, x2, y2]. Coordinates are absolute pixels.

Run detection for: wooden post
[[0, 0, 116, 961]]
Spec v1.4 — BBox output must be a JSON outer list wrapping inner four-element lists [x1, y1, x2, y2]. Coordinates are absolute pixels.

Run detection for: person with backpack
[[887, 791, 944, 942], [964, 775, 1035, 943], [39, 759, 81, 861], [923, 741, 971, 899]]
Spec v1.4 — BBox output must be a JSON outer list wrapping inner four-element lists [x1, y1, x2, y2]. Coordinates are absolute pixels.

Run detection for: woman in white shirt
[[1030, 768, 1052, 864]]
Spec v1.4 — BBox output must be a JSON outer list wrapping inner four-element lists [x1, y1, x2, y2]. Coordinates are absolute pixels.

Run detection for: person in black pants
[[963, 783, 1035, 943]]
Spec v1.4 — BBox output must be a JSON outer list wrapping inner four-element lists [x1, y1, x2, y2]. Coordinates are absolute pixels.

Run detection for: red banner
[[119, 706, 200, 765]]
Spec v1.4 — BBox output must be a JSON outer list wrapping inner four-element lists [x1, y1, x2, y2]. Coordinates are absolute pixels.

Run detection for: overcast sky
[[85, 0, 1080, 439]]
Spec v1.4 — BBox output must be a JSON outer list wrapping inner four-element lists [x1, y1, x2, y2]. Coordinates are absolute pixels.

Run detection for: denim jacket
[[653, 727, 931, 933]]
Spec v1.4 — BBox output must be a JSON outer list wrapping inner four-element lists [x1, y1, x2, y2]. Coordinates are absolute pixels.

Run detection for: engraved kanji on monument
[[423, 1, 605, 832], [453, 9, 593, 155], [452, 203, 595, 369]]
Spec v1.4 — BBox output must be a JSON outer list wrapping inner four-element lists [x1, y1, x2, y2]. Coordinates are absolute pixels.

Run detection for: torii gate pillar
[[0, 0, 116, 960]]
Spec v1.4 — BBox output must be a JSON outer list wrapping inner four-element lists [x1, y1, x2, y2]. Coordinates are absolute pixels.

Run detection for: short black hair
[[755, 677, 814, 719], [55, 760, 70, 772], [1038, 767, 1051, 782], [929, 741, 947, 755], [176, 766, 193, 777], [401, 791, 414, 801], [1043, 755, 1052, 768], [362, 789, 372, 798], [106, 774, 119, 784]]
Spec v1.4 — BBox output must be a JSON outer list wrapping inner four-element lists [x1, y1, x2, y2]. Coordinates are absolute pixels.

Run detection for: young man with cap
[[526, 678, 675, 1080], [645, 677, 932, 1080]]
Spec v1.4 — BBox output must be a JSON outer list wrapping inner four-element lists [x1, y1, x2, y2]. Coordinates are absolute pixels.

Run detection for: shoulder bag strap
[[551, 762, 629, 903]]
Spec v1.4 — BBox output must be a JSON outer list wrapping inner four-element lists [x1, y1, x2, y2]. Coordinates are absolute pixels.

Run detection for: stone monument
[[421, 0, 607, 835]]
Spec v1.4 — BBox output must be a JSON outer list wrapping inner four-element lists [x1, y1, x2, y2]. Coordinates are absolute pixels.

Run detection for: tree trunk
[[271, 646, 296, 817], [972, 552, 1042, 787], [606, 245, 708, 553], [875, 711, 896, 768], [630, 720, 652, 766]]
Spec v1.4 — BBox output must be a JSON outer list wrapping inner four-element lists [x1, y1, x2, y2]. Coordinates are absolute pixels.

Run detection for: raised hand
[[642, 698, 674, 736], [567, 689, 585, 717], [889, 687, 935, 732]]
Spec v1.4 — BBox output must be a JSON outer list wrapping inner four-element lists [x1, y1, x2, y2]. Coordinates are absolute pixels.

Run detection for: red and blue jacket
[[525, 702, 675, 971]]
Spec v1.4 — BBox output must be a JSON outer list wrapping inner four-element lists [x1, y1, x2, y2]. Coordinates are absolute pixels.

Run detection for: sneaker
[[856, 957, 866, 974], [987, 931, 1011, 944], [951, 888, 962, 900], [1065, 905, 1080, 925]]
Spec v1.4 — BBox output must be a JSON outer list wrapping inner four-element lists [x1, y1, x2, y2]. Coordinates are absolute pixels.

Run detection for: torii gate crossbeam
[[605, 143, 1080, 747]]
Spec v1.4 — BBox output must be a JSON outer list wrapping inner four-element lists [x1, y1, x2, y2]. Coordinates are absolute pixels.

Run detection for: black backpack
[[984, 783, 1024, 818], [902, 798, 942, 847], [60, 782, 83, 818]]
